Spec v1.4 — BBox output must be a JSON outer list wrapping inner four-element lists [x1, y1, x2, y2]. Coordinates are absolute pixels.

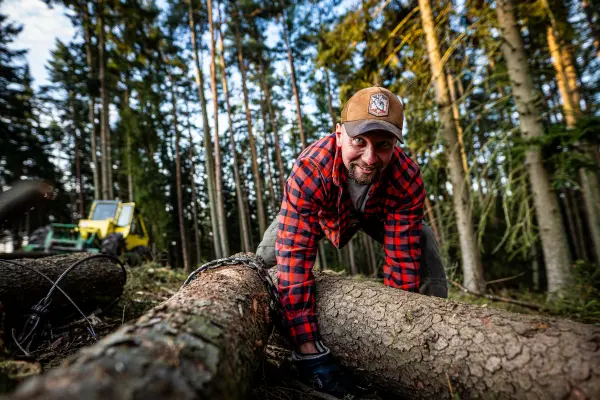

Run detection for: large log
[[6, 257, 599, 400], [315, 273, 600, 399], [0, 253, 125, 325], [8, 263, 272, 400]]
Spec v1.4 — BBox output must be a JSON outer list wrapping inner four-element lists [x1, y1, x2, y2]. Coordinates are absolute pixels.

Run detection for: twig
[[121, 304, 126, 325], [446, 372, 454, 398], [449, 280, 545, 311], [486, 272, 526, 285]]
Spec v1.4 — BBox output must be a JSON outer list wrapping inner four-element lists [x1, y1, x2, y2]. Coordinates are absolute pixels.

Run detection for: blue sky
[[3, 0, 76, 88]]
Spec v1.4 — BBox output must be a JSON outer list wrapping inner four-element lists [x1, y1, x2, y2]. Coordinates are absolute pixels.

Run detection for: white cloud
[[2, 0, 76, 88]]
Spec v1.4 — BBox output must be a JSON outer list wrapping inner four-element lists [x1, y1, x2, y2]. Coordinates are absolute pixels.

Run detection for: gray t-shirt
[[347, 181, 372, 213]]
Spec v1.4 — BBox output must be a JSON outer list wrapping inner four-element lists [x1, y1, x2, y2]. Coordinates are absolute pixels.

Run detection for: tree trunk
[[97, 0, 110, 200], [496, 0, 572, 293], [446, 72, 468, 175], [188, 0, 221, 259], [8, 263, 271, 400], [69, 93, 84, 218], [314, 272, 600, 399], [419, 0, 485, 293], [260, 64, 286, 195], [551, 29, 600, 265], [233, 8, 267, 236], [424, 196, 442, 247], [81, 2, 101, 200], [562, 188, 585, 260], [206, 0, 229, 257], [0, 253, 125, 325], [122, 80, 134, 203], [581, 0, 600, 60], [569, 189, 589, 261], [260, 94, 277, 213], [168, 68, 191, 274], [360, 233, 374, 275], [347, 239, 357, 275], [318, 241, 328, 272], [324, 67, 336, 131], [185, 103, 202, 265], [279, 5, 306, 149], [366, 234, 378, 276], [217, 20, 251, 253]]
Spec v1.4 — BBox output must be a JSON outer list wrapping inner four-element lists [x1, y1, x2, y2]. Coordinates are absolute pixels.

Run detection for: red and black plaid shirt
[[276, 133, 425, 346]]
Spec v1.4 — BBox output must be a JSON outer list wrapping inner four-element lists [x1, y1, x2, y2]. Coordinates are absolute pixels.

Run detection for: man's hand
[[292, 341, 348, 398]]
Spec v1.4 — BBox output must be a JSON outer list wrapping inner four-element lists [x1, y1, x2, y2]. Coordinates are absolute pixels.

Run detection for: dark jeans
[[256, 216, 448, 298]]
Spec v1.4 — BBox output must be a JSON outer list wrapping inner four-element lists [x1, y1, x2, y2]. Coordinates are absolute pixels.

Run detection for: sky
[[3, 0, 76, 88]]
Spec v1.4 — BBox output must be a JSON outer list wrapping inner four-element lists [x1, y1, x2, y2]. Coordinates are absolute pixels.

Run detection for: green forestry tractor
[[23, 200, 152, 261]]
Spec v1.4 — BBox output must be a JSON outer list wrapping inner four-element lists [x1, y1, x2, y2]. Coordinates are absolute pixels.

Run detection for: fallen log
[[6, 256, 599, 400], [315, 272, 600, 399], [7, 261, 272, 400], [0, 253, 125, 326]]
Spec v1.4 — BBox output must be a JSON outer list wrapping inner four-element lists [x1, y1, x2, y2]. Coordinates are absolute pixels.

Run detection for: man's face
[[335, 123, 396, 185]]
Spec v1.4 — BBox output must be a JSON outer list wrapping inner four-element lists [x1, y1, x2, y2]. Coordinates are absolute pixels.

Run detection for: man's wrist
[[298, 341, 318, 355]]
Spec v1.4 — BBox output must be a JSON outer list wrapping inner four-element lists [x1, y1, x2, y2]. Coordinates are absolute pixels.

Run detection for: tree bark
[[0, 253, 125, 325], [188, 0, 221, 259], [314, 272, 600, 399], [419, 0, 485, 293], [168, 67, 191, 274], [233, 7, 267, 236], [217, 19, 251, 253], [8, 263, 271, 400], [206, 0, 229, 257], [496, 0, 572, 293], [97, 0, 110, 200]]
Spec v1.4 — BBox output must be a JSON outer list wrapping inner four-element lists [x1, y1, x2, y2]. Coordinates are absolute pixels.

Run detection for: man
[[257, 87, 447, 396]]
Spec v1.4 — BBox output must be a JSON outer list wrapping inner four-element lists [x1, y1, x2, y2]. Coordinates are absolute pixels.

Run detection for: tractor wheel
[[101, 233, 125, 258], [127, 246, 152, 266], [27, 226, 51, 246]]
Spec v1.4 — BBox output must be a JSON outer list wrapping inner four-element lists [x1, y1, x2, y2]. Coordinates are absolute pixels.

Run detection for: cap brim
[[343, 120, 404, 143]]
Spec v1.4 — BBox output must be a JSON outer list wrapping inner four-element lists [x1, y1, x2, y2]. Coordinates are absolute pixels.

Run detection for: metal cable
[[0, 254, 127, 353]]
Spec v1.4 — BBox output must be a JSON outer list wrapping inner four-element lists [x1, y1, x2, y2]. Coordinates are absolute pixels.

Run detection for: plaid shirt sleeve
[[383, 167, 425, 292], [276, 158, 324, 346]]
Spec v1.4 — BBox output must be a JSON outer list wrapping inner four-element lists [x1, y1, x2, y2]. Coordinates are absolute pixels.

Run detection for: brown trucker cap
[[340, 87, 404, 143]]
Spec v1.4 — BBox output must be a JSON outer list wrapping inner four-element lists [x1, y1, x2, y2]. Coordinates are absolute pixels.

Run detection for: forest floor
[[1, 260, 598, 399]]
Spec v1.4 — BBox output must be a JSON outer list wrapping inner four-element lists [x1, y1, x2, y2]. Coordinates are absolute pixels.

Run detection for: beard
[[347, 162, 382, 185]]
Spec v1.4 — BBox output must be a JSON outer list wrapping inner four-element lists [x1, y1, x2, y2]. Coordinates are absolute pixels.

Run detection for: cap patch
[[368, 93, 389, 117]]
